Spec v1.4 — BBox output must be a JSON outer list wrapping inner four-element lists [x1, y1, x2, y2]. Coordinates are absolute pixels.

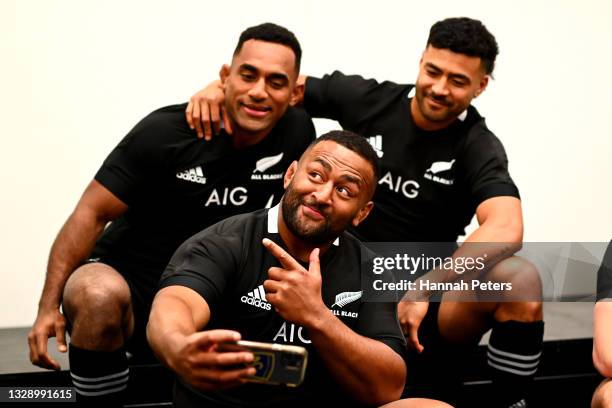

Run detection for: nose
[[248, 78, 268, 101], [311, 181, 333, 206], [431, 77, 449, 96]]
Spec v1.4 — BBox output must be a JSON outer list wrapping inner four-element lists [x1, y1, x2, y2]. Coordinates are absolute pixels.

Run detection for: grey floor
[[0, 302, 594, 375]]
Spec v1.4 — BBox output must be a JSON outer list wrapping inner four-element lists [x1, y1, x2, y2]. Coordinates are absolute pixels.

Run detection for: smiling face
[[412, 45, 489, 131], [221, 39, 299, 139], [280, 141, 374, 244]]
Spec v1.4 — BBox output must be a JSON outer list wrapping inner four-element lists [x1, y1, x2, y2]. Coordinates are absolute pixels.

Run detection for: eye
[[309, 172, 323, 181], [269, 80, 285, 89], [426, 69, 440, 77], [451, 79, 467, 87], [241, 72, 255, 82], [336, 185, 352, 197]]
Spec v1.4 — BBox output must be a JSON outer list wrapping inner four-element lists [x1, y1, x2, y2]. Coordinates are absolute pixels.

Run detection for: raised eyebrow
[[339, 174, 363, 187], [312, 158, 332, 172]]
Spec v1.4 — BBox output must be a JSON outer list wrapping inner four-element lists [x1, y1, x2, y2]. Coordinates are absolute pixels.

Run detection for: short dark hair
[[306, 130, 380, 187], [427, 17, 499, 75], [234, 22, 302, 73]]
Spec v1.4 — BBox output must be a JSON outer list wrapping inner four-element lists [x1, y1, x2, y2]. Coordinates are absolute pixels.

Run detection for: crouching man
[[147, 131, 448, 407]]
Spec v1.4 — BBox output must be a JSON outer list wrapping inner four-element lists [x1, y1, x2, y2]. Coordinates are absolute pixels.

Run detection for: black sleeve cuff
[[158, 274, 220, 307], [472, 182, 521, 210]]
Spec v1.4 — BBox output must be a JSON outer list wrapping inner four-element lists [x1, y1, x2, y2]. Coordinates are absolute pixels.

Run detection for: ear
[[283, 161, 298, 189], [351, 201, 374, 227], [289, 82, 304, 106], [474, 75, 489, 98], [219, 64, 230, 85]]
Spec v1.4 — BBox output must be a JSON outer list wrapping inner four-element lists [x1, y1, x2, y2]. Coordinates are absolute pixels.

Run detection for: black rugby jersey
[[159, 205, 406, 407], [305, 71, 519, 242], [91, 103, 315, 292]]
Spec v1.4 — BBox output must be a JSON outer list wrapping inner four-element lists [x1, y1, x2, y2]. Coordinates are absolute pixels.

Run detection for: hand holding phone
[[219, 340, 308, 387]]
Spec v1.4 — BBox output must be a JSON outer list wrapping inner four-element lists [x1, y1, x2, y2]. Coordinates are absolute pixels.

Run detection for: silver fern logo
[[253, 153, 284, 173], [331, 291, 362, 308], [251, 153, 285, 181]]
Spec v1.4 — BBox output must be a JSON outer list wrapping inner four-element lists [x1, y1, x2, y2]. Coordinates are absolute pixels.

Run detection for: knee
[[63, 263, 131, 330], [496, 300, 542, 322], [492, 256, 542, 301], [593, 379, 612, 408], [490, 258, 543, 321]]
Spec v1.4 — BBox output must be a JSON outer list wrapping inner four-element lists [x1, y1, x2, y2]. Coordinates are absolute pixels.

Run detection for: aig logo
[[204, 187, 247, 207], [378, 171, 420, 199]]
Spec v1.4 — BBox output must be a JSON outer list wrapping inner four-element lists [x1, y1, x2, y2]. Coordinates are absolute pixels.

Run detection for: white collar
[[267, 204, 339, 246]]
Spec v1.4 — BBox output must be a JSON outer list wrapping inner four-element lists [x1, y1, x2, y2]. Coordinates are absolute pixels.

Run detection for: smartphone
[[218, 340, 308, 387]]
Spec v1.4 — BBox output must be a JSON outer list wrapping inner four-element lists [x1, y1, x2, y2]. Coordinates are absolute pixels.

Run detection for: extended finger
[[196, 351, 254, 367], [408, 326, 424, 353], [186, 100, 195, 130], [210, 102, 221, 136], [192, 101, 204, 139], [202, 102, 212, 141], [221, 107, 233, 135], [55, 319, 67, 353], [308, 248, 320, 275], [262, 238, 301, 270]]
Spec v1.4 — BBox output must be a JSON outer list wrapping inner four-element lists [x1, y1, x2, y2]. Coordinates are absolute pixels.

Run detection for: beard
[[415, 86, 467, 124], [281, 182, 345, 245]]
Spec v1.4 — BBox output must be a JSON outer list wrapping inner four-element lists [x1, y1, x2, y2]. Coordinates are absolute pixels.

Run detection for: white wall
[[1, 0, 611, 328]]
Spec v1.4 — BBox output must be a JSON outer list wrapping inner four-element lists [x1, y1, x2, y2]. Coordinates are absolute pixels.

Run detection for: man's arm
[[307, 309, 406, 404], [28, 180, 128, 370], [404, 196, 523, 298], [400, 196, 524, 350], [186, 72, 380, 139], [263, 240, 405, 405], [147, 286, 255, 390]]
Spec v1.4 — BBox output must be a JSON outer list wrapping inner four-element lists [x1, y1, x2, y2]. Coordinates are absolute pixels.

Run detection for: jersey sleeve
[[158, 224, 242, 309], [596, 241, 612, 301], [460, 128, 520, 210], [304, 71, 397, 130], [284, 107, 316, 153], [94, 107, 180, 205], [356, 301, 406, 358]]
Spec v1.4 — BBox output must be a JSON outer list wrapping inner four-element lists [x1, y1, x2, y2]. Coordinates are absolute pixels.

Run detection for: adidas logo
[[508, 399, 527, 408], [176, 166, 206, 185], [240, 285, 272, 311], [366, 135, 384, 158]]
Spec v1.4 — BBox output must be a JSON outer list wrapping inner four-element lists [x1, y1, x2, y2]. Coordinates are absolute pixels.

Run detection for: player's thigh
[[380, 397, 454, 408], [63, 262, 134, 335], [438, 290, 496, 345]]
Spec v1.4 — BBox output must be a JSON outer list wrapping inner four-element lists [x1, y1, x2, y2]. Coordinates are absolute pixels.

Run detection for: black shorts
[[402, 301, 471, 404], [65, 257, 159, 363]]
